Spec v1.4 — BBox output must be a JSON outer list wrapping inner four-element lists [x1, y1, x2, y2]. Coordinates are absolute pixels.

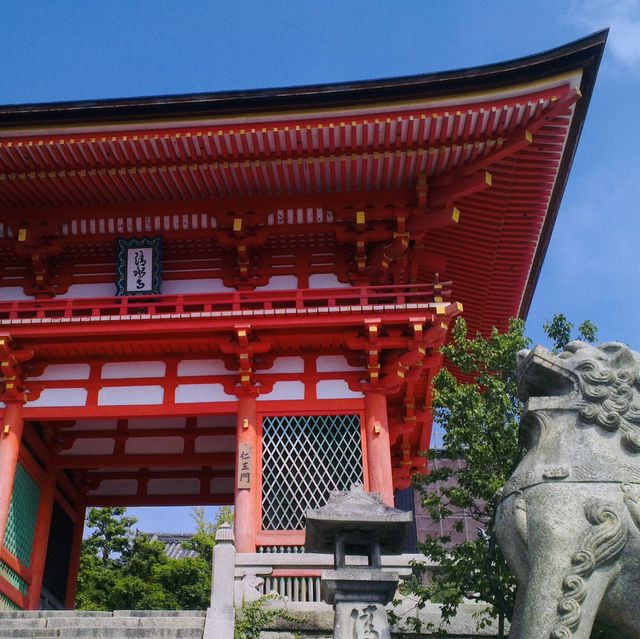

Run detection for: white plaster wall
[[69, 419, 118, 431], [0, 286, 33, 300], [210, 477, 235, 493], [316, 380, 364, 399], [194, 435, 236, 453], [257, 356, 305, 374], [178, 359, 235, 376], [256, 275, 297, 291], [90, 479, 138, 496], [147, 478, 200, 495], [196, 414, 235, 428], [30, 363, 91, 381], [26, 388, 88, 407], [102, 361, 166, 379], [128, 417, 186, 430], [161, 278, 233, 294], [57, 283, 116, 299], [125, 437, 184, 455], [61, 438, 115, 456], [175, 383, 235, 403], [98, 385, 164, 406], [316, 355, 366, 372], [257, 381, 305, 401], [308, 274, 351, 289]]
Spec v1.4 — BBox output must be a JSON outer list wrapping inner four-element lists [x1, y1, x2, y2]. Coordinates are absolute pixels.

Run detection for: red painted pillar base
[[234, 391, 259, 553], [0, 401, 25, 547], [26, 468, 58, 609], [364, 391, 394, 506], [65, 505, 86, 609]]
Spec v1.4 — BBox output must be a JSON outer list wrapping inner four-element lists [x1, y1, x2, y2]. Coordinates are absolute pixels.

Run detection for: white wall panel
[[194, 435, 236, 453], [57, 283, 115, 298], [316, 380, 364, 399], [257, 381, 305, 401], [128, 417, 187, 429], [26, 388, 88, 407], [147, 478, 200, 495], [30, 363, 91, 381], [102, 361, 166, 379], [0, 287, 33, 301], [98, 385, 164, 406], [178, 359, 235, 376], [308, 274, 351, 289], [257, 356, 304, 374], [316, 355, 366, 372], [90, 479, 138, 496], [256, 275, 297, 291], [61, 438, 115, 456], [175, 383, 235, 403], [210, 477, 235, 493], [161, 278, 233, 294], [125, 437, 184, 455]]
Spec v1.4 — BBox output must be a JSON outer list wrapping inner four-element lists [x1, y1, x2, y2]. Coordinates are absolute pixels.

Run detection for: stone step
[[0, 628, 204, 639], [0, 617, 204, 629], [0, 611, 205, 619], [0, 611, 205, 639]]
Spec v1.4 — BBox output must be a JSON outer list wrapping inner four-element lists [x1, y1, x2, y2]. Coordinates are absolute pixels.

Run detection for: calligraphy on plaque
[[237, 442, 253, 489], [116, 237, 162, 296]]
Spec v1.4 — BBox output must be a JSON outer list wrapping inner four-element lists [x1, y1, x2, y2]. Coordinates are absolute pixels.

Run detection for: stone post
[[203, 522, 236, 639]]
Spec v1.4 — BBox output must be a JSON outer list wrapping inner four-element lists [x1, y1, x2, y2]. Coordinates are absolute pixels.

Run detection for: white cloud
[[569, 0, 640, 72]]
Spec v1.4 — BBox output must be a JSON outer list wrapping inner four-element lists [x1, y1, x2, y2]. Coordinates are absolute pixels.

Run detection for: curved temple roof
[[0, 32, 606, 332]]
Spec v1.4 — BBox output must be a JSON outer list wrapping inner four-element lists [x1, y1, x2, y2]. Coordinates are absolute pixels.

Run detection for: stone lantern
[[306, 485, 412, 639]]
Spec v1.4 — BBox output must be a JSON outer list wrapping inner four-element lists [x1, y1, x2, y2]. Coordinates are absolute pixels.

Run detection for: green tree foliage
[[76, 506, 231, 610], [406, 314, 597, 637], [543, 313, 598, 352]]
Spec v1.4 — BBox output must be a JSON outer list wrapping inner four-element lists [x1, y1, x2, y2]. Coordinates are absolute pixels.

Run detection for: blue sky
[[2, 1, 639, 532]]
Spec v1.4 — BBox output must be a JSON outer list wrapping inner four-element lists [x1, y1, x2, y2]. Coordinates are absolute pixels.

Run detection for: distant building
[[147, 533, 199, 560]]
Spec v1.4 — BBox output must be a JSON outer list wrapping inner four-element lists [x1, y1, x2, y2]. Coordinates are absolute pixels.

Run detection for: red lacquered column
[[364, 390, 394, 506], [234, 389, 259, 552], [0, 400, 25, 547]]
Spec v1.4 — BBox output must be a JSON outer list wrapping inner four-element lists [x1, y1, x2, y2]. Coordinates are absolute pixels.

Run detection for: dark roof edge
[[0, 30, 608, 128], [518, 29, 608, 319]]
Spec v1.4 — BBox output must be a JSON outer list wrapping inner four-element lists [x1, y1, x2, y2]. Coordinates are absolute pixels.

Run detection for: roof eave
[[0, 30, 608, 129]]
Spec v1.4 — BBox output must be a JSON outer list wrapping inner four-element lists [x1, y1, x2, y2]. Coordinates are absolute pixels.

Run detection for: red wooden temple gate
[[0, 33, 605, 609]]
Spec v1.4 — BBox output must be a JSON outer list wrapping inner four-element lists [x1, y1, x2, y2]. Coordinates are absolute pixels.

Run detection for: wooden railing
[[0, 282, 452, 323]]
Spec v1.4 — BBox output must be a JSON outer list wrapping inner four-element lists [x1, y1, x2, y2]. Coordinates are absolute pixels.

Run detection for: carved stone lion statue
[[496, 341, 640, 639]]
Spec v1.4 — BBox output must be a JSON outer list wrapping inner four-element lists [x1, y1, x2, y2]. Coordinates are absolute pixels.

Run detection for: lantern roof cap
[[305, 485, 412, 555]]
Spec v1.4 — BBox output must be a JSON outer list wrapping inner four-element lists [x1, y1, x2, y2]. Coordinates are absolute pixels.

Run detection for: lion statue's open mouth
[[516, 341, 640, 452]]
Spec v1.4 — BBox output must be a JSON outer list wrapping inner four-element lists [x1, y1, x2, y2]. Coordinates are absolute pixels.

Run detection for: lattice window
[[0, 560, 28, 596], [3, 463, 40, 567], [261, 415, 363, 531], [0, 591, 19, 611]]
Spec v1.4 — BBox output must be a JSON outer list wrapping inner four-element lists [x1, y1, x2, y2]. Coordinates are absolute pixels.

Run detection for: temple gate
[[0, 32, 605, 609]]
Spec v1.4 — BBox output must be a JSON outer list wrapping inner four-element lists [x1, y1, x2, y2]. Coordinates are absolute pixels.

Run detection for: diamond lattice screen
[[261, 414, 363, 531], [3, 463, 40, 567]]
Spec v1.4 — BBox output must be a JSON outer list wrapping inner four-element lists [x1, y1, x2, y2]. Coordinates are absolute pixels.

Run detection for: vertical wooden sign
[[237, 442, 253, 489], [116, 237, 162, 296]]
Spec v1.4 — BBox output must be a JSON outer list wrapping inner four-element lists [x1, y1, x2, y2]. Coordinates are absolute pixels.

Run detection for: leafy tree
[[543, 313, 597, 352], [76, 506, 230, 610], [406, 314, 597, 637], [82, 507, 137, 566]]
